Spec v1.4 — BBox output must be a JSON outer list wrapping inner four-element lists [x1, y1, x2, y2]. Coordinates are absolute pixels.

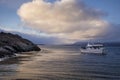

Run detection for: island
[[0, 32, 41, 58]]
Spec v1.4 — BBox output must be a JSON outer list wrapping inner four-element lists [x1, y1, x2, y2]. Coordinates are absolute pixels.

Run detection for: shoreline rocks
[[0, 32, 41, 58]]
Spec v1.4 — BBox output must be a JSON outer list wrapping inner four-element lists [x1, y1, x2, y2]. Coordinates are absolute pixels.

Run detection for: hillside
[[0, 32, 41, 58]]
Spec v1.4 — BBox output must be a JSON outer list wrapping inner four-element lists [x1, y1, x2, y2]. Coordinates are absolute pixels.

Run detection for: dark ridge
[[0, 32, 41, 58]]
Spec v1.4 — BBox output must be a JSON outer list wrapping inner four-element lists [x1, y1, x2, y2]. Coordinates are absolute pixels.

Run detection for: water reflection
[[0, 46, 120, 80]]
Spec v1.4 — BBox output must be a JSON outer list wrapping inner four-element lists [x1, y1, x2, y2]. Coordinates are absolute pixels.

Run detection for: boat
[[80, 43, 105, 54]]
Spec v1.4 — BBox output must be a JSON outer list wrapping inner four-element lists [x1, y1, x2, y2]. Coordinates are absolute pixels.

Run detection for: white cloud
[[18, 0, 109, 43]]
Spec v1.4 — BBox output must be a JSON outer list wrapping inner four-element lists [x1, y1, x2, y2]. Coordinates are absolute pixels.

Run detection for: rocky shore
[[0, 32, 41, 58]]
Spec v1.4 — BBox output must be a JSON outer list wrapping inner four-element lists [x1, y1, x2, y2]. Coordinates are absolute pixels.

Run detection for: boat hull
[[80, 48, 104, 54]]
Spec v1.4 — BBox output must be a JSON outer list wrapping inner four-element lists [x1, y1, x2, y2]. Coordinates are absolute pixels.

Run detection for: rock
[[0, 32, 41, 58]]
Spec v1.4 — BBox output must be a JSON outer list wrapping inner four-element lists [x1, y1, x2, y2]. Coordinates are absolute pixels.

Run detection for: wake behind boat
[[80, 43, 105, 54]]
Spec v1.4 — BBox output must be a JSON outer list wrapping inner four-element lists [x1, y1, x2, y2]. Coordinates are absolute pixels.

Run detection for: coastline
[[0, 32, 41, 60], [0, 51, 39, 62]]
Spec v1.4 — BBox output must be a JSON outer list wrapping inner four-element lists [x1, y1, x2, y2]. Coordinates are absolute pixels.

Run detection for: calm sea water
[[0, 45, 120, 80]]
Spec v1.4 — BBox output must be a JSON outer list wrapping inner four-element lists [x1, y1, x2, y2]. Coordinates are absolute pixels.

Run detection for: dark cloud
[[0, 26, 61, 44], [0, 27, 62, 44], [92, 24, 120, 42]]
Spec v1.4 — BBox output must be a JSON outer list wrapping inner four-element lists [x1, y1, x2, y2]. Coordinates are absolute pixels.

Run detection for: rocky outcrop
[[0, 32, 41, 58]]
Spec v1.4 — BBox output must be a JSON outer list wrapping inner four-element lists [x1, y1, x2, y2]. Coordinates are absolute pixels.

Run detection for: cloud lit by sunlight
[[18, 0, 109, 43]]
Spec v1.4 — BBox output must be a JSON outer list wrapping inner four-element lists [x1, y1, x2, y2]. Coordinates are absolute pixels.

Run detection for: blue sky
[[0, 0, 120, 44], [83, 0, 120, 24]]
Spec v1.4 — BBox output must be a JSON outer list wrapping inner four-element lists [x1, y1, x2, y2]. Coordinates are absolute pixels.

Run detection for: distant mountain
[[73, 41, 120, 47], [102, 42, 120, 47], [0, 32, 41, 58]]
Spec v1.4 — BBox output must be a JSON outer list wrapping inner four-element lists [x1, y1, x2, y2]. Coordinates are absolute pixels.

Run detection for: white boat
[[80, 43, 105, 54]]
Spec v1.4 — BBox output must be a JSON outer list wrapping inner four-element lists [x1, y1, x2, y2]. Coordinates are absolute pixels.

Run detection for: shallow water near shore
[[0, 45, 120, 80]]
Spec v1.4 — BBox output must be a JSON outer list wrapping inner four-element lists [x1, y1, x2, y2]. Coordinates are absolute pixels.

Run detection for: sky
[[0, 0, 120, 44]]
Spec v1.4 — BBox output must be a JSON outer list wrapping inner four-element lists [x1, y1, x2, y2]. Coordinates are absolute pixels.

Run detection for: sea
[[0, 45, 120, 80]]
